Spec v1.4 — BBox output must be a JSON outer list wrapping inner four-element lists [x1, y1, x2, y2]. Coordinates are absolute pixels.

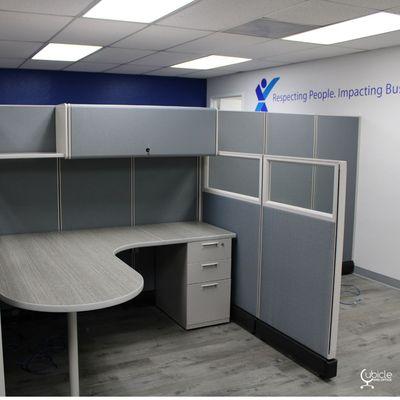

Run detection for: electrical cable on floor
[[340, 284, 362, 306]]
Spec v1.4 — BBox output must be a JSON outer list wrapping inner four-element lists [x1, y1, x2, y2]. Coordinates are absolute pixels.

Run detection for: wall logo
[[255, 77, 280, 111], [360, 369, 393, 389]]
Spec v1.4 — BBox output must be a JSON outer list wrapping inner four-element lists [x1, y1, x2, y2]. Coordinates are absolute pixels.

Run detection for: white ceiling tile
[[132, 51, 198, 67], [218, 58, 280, 72], [272, 44, 363, 64], [0, 11, 72, 42], [157, 0, 305, 31], [185, 68, 237, 78], [339, 29, 400, 49], [83, 47, 154, 63], [328, 0, 400, 10], [106, 64, 159, 75], [113, 25, 210, 51], [267, 0, 375, 26], [170, 32, 269, 57], [145, 67, 194, 76], [0, 0, 95, 16], [53, 18, 145, 46], [21, 59, 72, 70], [0, 40, 43, 58], [0, 58, 24, 68], [246, 39, 318, 58], [64, 61, 119, 72]]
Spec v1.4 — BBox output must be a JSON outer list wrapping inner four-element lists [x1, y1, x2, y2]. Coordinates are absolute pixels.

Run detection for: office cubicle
[[203, 110, 355, 378], [0, 105, 357, 380]]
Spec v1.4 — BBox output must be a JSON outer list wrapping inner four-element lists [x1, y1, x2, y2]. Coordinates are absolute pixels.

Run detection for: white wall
[[207, 46, 400, 281]]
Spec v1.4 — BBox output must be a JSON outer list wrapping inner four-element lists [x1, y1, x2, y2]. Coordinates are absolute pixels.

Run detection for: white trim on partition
[[203, 151, 263, 204], [328, 160, 347, 360], [263, 155, 340, 223]]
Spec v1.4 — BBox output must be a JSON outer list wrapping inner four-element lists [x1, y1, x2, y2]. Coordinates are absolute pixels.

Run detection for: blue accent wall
[[0, 69, 206, 106]]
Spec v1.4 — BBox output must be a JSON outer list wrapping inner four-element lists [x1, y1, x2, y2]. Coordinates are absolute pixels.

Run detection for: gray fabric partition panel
[[266, 114, 314, 209], [135, 157, 197, 225], [313, 165, 334, 214], [266, 113, 314, 156], [218, 111, 264, 153], [270, 161, 313, 209], [261, 206, 336, 357], [0, 159, 58, 234], [202, 192, 260, 315], [316, 116, 359, 261], [61, 158, 131, 230], [0, 106, 56, 153], [209, 156, 260, 198]]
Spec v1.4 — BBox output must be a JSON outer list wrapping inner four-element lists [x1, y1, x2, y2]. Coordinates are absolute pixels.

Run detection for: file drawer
[[187, 239, 231, 263], [186, 279, 231, 326], [187, 259, 231, 284]]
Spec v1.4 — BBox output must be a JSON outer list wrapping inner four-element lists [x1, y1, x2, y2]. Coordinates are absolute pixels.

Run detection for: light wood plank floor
[[3, 274, 400, 396]]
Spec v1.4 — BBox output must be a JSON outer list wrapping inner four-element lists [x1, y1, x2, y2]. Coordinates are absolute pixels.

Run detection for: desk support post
[[0, 310, 5, 396], [68, 312, 79, 397]]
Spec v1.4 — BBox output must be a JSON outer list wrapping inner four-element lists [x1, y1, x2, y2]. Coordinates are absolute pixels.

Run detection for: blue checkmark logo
[[255, 77, 280, 111]]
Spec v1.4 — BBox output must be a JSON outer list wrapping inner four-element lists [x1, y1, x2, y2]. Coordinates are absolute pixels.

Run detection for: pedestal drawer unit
[[156, 238, 232, 330]]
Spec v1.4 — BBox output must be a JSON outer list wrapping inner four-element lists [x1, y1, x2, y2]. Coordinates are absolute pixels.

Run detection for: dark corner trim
[[342, 260, 354, 275], [231, 304, 256, 333], [231, 305, 337, 380]]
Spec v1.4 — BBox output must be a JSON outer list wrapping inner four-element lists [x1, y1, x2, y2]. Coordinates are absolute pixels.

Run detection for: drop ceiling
[[1, 0, 400, 78]]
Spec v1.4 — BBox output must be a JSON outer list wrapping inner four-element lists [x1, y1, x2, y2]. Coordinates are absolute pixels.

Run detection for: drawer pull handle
[[202, 262, 218, 268], [202, 283, 219, 288], [202, 241, 219, 247]]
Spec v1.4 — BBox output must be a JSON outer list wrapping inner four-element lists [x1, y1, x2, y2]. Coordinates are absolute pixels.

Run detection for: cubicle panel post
[[55, 103, 70, 159]]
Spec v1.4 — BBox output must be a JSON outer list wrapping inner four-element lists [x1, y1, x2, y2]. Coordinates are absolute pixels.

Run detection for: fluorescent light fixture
[[283, 12, 400, 45], [171, 55, 251, 70], [32, 43, 102, 61], [84, 0, 194, 23]]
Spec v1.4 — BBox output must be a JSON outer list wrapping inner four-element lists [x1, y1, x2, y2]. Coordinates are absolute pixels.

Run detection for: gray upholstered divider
[[0, 159, 58, 234], [218, 111, 264, 153], [260, 206, 336, 357], [266, 114, 314, 209], [61, 158, 131, 230], [0, 157, 198, 234], [0, 106, 56, 153], [203, 192, 261, 315], [266, 113, 314, 156], [209, 156, 260, 198], [135, 157, 197, 224], [314, 165, 334, 214], [316, 116, 359, 261], [270, 161, 313, 209]]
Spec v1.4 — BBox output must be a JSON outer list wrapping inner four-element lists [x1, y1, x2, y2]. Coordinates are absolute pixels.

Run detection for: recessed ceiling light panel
[[171, 55, 251, 70], [84, 0, 194, 23], [32, 43, 102, 61], [283, 12, 400, 45]]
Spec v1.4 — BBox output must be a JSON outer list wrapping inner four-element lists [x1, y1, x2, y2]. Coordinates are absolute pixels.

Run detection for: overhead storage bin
[[56, 104, 217, 158]]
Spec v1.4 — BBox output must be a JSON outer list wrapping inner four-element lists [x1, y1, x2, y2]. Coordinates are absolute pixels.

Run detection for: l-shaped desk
[[0, 222, 236, 396]]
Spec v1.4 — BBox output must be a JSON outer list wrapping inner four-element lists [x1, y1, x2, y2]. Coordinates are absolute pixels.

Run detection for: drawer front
[[187, 259, 231, 284], [187, 239, 231, 263], [187, 279, 231, 326]]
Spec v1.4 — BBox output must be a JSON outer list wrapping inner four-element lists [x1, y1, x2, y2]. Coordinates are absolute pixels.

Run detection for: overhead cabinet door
[[57, 104, 217, 158]]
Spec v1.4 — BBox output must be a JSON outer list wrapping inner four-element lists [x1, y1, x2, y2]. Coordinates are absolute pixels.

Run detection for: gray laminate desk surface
[[0, 222, 235, 313]]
